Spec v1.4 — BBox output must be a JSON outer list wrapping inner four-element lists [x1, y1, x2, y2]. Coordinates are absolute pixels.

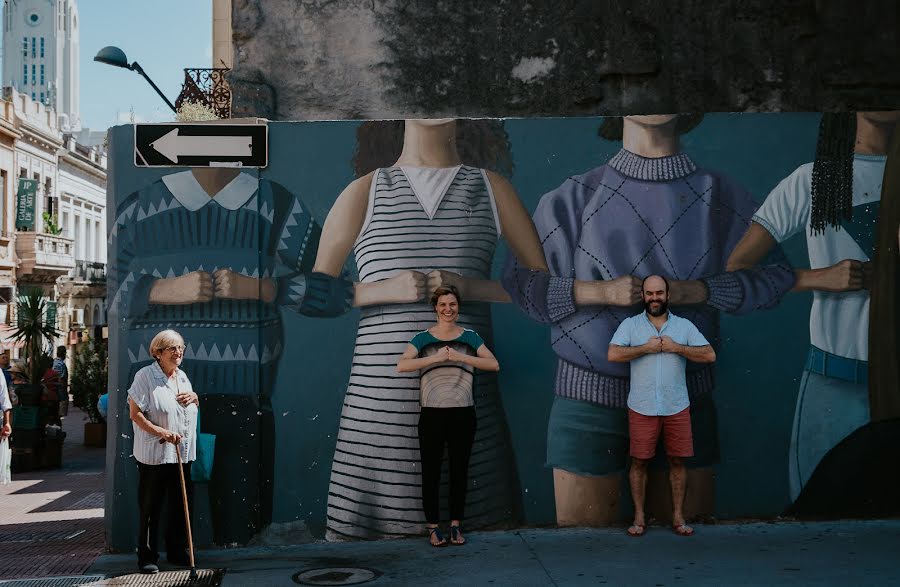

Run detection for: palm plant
[[11, 287, 60, 384]]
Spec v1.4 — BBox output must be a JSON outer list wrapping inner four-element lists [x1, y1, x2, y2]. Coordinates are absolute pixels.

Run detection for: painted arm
[[727, 222, 867, 293], [502, 175, 642, 324], [313, 173, 427, 307]]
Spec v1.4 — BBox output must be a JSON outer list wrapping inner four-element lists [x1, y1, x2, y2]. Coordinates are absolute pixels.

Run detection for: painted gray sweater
[[502, 149, 795, 408]]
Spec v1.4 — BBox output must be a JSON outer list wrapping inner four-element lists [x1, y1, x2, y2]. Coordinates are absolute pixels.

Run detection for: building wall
[[225, 0, 900, 119], [106, 116, 899, 550]]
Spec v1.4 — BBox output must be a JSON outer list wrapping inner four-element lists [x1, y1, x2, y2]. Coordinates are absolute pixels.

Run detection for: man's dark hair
[[57, 346, 66, 358], [641, 275, 670, 293], [430, 284, 461, 308]]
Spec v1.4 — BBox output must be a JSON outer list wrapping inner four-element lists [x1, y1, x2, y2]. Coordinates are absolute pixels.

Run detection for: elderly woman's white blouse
[[128, 361, 197, 465]]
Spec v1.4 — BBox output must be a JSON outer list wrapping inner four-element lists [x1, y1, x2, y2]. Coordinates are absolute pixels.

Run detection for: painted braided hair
[[810, 112, 857, 235], [351, 120, 514, 178]]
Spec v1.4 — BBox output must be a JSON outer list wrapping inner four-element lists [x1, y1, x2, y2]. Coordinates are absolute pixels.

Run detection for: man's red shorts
[[628, 407, 694, 460]]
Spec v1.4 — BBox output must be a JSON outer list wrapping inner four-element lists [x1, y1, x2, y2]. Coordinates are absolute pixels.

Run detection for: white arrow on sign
[[149, 128, 253, 163]]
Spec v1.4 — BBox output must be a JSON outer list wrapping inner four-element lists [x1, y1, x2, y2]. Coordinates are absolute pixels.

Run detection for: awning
[[0, 324, 24, 349]]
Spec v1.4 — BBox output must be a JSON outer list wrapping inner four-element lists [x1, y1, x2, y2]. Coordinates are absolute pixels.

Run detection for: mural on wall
[[108, 167, 352, 545], [105, 114, 900, 551], [727, 112, 900, 518], [502, 115, 796, 526], [314, 119, 547, 540]]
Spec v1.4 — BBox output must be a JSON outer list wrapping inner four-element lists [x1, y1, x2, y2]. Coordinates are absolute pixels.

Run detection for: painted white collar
[[161, 171, 260, 212]]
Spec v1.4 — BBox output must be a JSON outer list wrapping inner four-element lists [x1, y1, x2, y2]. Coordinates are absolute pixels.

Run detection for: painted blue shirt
[[609, 311, 710, 416]]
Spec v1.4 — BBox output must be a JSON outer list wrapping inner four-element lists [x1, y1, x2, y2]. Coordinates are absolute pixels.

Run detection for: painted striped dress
[[325, 166, 520, 539]]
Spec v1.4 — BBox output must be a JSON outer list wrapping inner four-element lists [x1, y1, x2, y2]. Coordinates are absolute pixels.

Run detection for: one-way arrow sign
[[134, 123, 268, 168]]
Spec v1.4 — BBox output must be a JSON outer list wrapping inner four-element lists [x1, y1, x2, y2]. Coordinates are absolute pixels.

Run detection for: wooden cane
[[175, 442, 198, 580]]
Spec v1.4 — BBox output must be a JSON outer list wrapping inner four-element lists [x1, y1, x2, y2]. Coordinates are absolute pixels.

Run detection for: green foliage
[[71, 337, 108, 424], [12, 287, 60, 384], [42, 212, 63, 236]]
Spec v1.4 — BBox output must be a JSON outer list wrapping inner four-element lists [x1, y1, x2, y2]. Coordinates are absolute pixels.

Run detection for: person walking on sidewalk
[[608, 275, 716, 537], [127, 329, 199, 574], [1, 371, 11, 440], [397, 285, 501, 547]]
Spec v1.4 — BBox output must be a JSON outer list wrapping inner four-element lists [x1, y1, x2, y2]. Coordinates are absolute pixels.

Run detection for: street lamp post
[[93, 46, 177, 113]]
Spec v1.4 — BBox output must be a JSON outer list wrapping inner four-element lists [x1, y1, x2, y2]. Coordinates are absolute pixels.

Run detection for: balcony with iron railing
[[70, 260, 107, 282], [14, 232, 75, 280], [175, 68, 232, 118]]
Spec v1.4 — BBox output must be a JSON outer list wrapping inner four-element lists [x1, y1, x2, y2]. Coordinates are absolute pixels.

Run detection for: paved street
[[0, 407, 106, 580]]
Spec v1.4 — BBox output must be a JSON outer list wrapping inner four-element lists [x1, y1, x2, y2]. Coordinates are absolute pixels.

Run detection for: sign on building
[[15, 178, 38, 230], [133, 123, 268, 167]]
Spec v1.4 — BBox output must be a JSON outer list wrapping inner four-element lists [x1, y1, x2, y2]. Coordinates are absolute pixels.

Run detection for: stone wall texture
[[229, 0, 900, 119]]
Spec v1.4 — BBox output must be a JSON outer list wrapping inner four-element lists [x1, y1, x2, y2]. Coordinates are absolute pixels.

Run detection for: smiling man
[[608, 275, 716, 537]]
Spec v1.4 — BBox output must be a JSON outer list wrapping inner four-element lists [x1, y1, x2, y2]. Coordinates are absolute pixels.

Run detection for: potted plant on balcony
[[71, 336, 107, 447], [10, 287, 60, 470]]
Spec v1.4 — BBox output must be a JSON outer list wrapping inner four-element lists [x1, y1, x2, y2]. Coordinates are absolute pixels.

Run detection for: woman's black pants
[[418, 406, 477, 524], [137, 462, 193, 564]]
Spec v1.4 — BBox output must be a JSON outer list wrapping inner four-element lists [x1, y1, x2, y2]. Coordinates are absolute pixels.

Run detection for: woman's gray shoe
[[139, 562, 160, 574]]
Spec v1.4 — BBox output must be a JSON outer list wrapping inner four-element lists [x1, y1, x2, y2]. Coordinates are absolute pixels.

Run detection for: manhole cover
[[293, 567, 379, 586]]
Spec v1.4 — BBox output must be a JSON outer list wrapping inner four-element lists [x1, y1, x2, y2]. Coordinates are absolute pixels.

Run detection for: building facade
[[0, 86, 104, 356], [2, 0, 80, 130]]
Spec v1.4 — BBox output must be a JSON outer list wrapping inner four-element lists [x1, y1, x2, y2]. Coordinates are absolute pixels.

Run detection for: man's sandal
[[428, 526, 448, 547], [672, 523, 694, 537], [626, 524, 646, 537], [449, 525, 466, 545]]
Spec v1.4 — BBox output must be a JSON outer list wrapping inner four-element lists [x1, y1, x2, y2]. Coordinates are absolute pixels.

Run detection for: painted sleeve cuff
[[702, 272, 744, 313], [547, 277, 577, 322]]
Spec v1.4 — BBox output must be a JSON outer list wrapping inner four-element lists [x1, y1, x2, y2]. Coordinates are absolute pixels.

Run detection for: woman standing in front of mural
[[109, 167, 353, 546], [727, 112, 900, 511], [127, 329, 198, 575], [314, 119, 547, 540], [503, 115, 795, 528], [397, 284, 501, 546]]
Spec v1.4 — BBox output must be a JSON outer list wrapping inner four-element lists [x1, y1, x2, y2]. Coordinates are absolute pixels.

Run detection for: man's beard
[[644, 299, 668, 316]]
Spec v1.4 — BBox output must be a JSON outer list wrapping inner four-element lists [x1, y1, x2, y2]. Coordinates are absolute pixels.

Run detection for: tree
[[11, 287, 59, 384], [70, 337, 108, 424]]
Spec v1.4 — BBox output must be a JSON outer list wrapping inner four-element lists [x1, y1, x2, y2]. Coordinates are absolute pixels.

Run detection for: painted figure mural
[[314, 119, 547, 539], [727, 112, 900, 516], [109, 167, 352, 545], [503, 115, 795, 526]]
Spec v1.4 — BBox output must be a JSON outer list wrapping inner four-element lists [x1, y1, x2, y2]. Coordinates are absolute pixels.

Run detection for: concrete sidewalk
[[0, 407, 106, 580], [87, 519, 900, 586]]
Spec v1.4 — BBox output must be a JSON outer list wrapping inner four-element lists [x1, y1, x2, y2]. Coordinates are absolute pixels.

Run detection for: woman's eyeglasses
[[165, 345, 185, 354]]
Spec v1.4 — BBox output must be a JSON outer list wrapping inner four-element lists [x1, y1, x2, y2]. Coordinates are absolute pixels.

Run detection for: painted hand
[[213, 268, 276, 303], [606, 275, 643, 307], [381, 270, 427, 304], [821, 259, 865, 292], [149, 271, 213, 305], [660, 336, 681, 354], [427, 270, 466, 299]]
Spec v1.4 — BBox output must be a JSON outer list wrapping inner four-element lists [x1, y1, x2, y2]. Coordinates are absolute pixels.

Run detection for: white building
[[2, 0, 80, 131]]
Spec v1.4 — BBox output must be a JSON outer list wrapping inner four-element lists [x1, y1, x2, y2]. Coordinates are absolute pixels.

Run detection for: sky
[[3, 0, 213, 131]]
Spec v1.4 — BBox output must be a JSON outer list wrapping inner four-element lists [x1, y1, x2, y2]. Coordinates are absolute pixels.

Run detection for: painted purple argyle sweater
[[502, 149, 795, 408]]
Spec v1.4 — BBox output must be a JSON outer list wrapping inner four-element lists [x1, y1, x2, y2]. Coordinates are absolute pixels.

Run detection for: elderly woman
[[397, 285, 500, 547], [127, 329, 199, 574]]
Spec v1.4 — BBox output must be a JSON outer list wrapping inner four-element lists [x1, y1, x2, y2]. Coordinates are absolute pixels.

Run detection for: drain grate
[[80, 570, 224, 587], [293, 567, 379, 586], [0, 576, 106, 587]]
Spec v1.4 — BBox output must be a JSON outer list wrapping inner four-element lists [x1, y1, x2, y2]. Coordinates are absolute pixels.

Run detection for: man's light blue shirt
[[610, 310, 710, 416]]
